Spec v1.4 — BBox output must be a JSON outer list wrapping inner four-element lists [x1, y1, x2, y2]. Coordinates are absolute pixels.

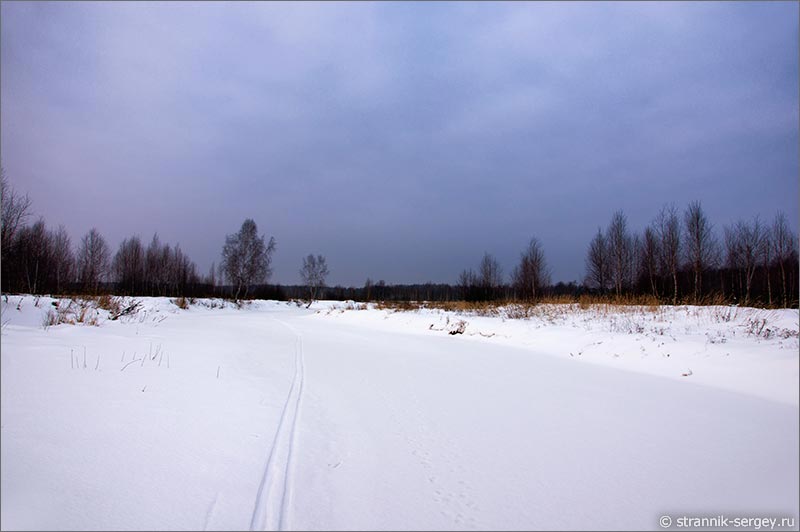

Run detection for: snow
[[316, 301, 800, 406], [1, 295, 798, 530]]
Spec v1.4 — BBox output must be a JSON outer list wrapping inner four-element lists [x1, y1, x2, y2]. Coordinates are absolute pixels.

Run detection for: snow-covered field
[[1, 295, 798, 531]]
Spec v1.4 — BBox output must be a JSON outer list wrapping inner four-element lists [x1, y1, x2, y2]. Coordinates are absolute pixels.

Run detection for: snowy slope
[[1, 296, 797, 531], [315, 301, 800, 406]]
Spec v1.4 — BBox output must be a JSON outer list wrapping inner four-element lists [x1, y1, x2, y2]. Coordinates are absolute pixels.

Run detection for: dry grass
[[94, 294, 122, 314], [368, 301, 789, 348], [374, 300, 423, 312], [40, 295, 139, 329], [42, 298, 101, 328], [372, 294, 665, 318]]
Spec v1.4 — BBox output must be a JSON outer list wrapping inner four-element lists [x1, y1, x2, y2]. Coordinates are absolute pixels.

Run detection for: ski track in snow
[[249, 318, 305, 531], [1, 297, 797, 530], [203, 491, 219, 531]]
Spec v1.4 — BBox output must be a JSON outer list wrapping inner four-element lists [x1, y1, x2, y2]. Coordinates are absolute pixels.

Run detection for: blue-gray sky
[[2, 1, 797, 286]]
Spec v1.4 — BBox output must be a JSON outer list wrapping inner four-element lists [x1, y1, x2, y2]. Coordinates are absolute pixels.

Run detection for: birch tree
[[512, 237, 550, 301], [585, 228, 609, 293], [77, 228, 110, 294], [606, 211, 633, 297], [772, 211, 797, 308], [656, 205, 681, 305], [683, 201, 717, 303], [221, 219, 276, 301], [299, 254, 329, 307]]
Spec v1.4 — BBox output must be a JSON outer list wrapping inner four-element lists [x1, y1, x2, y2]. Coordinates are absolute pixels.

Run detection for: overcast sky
[[2, 1, 797, 286]]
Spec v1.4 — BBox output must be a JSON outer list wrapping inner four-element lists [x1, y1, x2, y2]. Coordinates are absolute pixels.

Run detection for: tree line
[[0, 173, 318, 301], [2, 172, 337, 304], [1, 172, 797, 307], [455, 202, 797, 307], [584, 203, 798, 308], [458, 238, 550, 302]]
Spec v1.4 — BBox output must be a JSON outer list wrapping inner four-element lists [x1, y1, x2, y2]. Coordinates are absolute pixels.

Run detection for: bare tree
[[77, 228, 110, 294], [221, 219, 276, 301], [683, 201, 717, 303], [299, 254, 329, 307], [168, 244, 198, 295], [363, 278, 373, 302], [157, 241, 172, 295], [656, 205, 681, 305], [606, 211, 633, 297], [478, 252, 503, 300], [1, 169, 33, 292], [740, 217, 765, 307], [17, 218, 51, 294], [458, 268, 478, 301], [760, 226, 772, 306], [512, 237, 550, 301], [723, 224, 742, 300], [130, 235, 199, 297], [585, 228, 609, 293], [631, 232, 643, 293], [145, 234, 164, 295], [726, 217, 764, 307], [772, 211, 797, 308], [113, 236, 145, 295], [639, 225, 660, 298], [49, 225, 74, 293], [1, 169, 32, 257], [207, 262, 217, 291]]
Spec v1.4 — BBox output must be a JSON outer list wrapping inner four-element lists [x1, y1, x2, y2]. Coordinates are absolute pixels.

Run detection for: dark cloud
[[2, 1, 797, 285]]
